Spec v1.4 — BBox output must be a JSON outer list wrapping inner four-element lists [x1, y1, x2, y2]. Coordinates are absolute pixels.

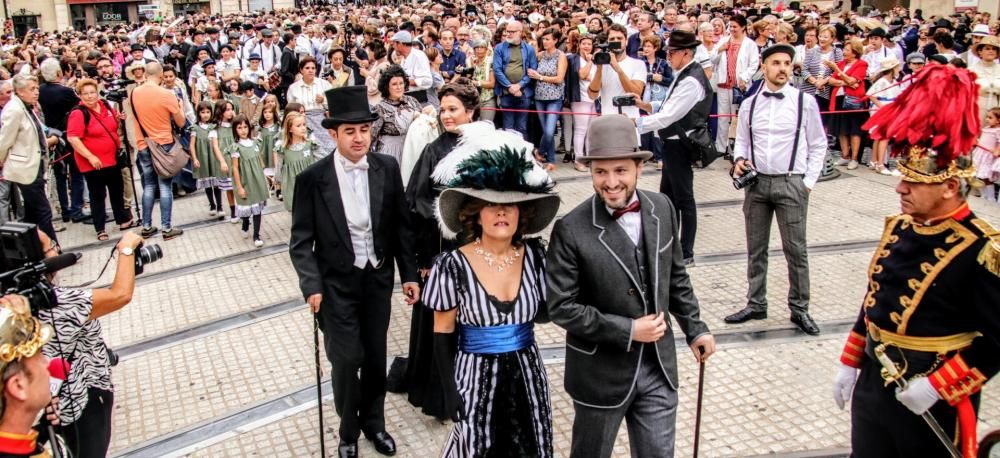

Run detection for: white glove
[[833, 364, 859, 410], [896, 376, 941, 415]]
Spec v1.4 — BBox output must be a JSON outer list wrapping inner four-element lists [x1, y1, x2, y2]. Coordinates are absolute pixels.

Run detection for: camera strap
[[747, 89, 805, 172]]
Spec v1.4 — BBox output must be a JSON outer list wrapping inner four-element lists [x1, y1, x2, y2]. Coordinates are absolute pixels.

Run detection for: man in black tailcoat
[[289, 86, 420, 458]]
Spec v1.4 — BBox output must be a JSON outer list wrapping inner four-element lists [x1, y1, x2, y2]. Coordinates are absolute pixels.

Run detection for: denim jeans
[[52, 160, 86, 218], [137, 147, 174, 230], [535, 99, 562, 163], [499, 93, 531, 139]]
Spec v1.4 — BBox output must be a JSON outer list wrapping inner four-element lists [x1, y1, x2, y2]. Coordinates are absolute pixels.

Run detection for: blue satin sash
[[458, 323, 535, 355]]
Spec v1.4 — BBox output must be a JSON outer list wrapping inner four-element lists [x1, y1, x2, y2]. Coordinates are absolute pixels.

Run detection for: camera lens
[[137, 244, 163, 265]]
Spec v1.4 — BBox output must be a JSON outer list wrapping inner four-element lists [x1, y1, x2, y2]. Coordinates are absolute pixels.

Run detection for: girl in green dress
[[214, 100, 239, 223], [258, 97, 280, 169], [192, 101, 230, 217], [275, 112, 317, 212], [229, 115, 270, 247]]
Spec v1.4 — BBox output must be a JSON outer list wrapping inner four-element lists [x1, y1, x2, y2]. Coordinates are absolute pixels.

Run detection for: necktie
[[612, 200, 641, 220], [762, 91, 785, 99], [344, 158, 369, 172]]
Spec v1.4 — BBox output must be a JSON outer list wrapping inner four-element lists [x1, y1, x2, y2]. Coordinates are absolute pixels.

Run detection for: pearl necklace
[[472, 238, 521, 273]]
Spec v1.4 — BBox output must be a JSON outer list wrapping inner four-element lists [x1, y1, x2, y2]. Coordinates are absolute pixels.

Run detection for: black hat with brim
[[666, 30, 701, 50], [761, 43, 796, 61], [321, 86, 379, 129]]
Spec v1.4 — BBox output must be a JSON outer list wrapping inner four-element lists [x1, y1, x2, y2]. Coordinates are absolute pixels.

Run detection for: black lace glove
[[433, 332, 465, 422]]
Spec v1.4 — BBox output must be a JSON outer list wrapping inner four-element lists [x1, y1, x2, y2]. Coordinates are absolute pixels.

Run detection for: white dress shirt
[[333, 152, 379, 269], [733, 83, 828, 189], [287, 78, 333, 111], [636, 60, 706, 138], [607, 193, 641, 246], [862, 46, 890, 79], [218, 57, 242, 77], [401, 49, 433, 91]]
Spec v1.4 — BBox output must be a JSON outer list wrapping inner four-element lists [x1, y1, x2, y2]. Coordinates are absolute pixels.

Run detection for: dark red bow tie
[[612, 200, 641, 219]]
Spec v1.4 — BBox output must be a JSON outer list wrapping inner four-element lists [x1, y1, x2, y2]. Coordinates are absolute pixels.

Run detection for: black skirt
[[829, 95, 870, 138]]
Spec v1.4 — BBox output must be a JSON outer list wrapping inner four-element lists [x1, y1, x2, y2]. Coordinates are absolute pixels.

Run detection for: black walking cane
[[693, 355, 706, 458], [313, 315, 327, 457]]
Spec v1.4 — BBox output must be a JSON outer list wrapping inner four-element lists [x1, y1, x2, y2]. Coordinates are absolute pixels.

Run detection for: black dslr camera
[[454, 66, 475, 77], [732, 160, 759, 190], [593, 41, 621, 65]]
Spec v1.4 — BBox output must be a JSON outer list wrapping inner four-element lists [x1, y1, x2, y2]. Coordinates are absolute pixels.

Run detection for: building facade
[[1, 0, 291, 32]]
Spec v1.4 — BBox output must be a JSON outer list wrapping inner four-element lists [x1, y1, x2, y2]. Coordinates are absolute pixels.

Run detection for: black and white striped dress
[[423, 243, 554, 458]]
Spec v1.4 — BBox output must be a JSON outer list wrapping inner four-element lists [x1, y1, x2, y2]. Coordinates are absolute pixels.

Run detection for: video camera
[[101, 78, 135, 103], [0, 223, 163, 313], [594, 41, 621, 65]]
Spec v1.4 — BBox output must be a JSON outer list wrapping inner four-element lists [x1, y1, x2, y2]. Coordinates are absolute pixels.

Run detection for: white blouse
[[287, 78, 333, 111]]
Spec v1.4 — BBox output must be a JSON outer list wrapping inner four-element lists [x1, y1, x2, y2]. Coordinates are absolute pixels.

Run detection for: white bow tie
[[343, 158, 369, 172]]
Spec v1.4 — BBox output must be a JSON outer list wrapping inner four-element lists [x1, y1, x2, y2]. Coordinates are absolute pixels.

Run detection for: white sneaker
[[230, 217, 239, 224], [890, 169, 901, 176], [254, 239, 264, 247], [208, 209, 216, 216], [879, 168, 894, 176], [241, 229, 250, 239], [835, 158, 851, 166], [847, 160, 859, 170]]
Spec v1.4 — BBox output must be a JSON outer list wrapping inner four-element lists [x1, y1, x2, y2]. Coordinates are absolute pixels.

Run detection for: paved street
[[50, 159, 1000, 458]]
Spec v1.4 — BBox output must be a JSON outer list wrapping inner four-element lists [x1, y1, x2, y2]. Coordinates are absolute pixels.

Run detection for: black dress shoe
[[791, 313, 821, 335], [71, 213, 93, 223], [367, 431, 396, 456], [338, 442, 358, 458], [724, 306, 767, 324]]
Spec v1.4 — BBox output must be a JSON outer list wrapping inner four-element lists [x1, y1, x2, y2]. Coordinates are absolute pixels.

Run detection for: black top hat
[[322, 86, 379, 129], [666, 30, 701, 50]]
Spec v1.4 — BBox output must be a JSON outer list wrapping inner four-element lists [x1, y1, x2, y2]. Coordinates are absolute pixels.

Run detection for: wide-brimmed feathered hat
[[432, 122, 560, 240], [862, 65, 980, 185]]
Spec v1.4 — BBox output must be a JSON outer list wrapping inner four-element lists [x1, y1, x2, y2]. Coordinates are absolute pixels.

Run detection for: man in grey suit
[[547, 114, 716, 458]]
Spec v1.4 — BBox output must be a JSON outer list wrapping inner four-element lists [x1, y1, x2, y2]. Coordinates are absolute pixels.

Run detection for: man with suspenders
[[724, 44, 827, 335]]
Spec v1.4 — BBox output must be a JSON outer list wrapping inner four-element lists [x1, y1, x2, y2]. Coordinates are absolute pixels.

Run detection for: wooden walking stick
[[693, 358, 706, 458], [314, 315, 327, 457]]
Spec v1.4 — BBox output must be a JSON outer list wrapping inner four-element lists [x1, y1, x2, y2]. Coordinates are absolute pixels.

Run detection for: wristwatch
[[120, 246, 135, 257]]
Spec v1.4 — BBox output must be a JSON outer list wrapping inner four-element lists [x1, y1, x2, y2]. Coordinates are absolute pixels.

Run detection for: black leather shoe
[[791, 313, 821, 335], [367, 431, 396, 456], [338, 443, 358, 458], [724, 306, 767, 324]]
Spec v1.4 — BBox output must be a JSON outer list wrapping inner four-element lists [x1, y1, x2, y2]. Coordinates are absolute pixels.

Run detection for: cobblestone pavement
[[43, 160, 1000, 457]]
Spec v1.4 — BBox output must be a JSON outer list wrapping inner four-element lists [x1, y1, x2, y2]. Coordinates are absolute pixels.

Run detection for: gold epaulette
[[971, 218, 1000, 277]]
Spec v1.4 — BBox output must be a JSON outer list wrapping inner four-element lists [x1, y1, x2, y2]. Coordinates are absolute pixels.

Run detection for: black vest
[[657, 61, 714, 140]]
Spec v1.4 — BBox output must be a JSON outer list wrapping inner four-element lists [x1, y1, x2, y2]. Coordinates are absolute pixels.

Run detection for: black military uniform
[[839, 64, 1000, 458], [841, 203, 1000, 457]]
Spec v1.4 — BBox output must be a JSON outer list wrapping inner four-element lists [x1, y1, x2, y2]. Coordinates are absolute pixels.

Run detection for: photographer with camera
[[723, 44, 826, 336], [0, 294, 63, 458], [66, 79, 135, 243], [587, 24, 646, 121], [35, 229, 153, 457], [634, 30, 711, 265]]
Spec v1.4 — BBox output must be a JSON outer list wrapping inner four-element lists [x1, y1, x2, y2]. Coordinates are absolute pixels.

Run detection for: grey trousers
[[743, 174, 810, 314], [0, 179, 10, 225], [570, 358, 678, 458]]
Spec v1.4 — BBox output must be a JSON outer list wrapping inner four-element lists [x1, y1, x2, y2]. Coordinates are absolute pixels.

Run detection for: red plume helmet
[[862, 64, 981, 183]]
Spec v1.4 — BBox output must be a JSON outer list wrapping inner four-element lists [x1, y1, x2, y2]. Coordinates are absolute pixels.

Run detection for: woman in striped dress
[[422, 126, 560, 457]]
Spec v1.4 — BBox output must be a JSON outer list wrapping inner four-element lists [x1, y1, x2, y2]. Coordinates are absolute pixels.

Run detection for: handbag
[[129, 91, 189, 179], [679, 126, 722, 169], [843, 95, 866, 110]]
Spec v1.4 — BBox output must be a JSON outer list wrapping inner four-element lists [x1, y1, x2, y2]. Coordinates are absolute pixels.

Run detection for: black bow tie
[[762, 91, 785, 99]]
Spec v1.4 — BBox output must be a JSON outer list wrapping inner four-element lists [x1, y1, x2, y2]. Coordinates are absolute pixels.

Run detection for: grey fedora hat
[[578, 114, 652, 163], [435, 188, 561, 239]]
